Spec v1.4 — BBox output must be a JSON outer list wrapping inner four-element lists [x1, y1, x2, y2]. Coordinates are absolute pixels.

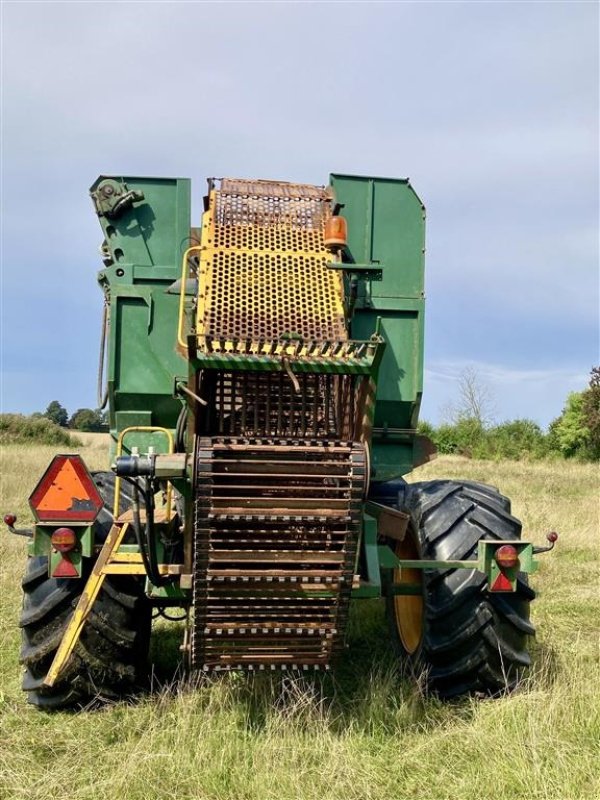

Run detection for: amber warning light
[[29, 455, 103, 523]]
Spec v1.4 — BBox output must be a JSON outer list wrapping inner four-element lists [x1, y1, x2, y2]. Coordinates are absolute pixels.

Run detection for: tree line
[[418, 366, 600, 462], [37, 401, 108, 432]]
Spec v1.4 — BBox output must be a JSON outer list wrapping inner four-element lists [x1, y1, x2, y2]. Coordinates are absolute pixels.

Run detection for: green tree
[[69, 408, 105, 432], [581, 366, 600, 459], [548, 392, 592, 459], [43, 400, 68, 427]]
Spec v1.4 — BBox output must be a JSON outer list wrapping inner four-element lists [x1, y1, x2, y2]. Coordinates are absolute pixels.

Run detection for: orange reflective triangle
[[37, 459, 90, 513], [30, 455, 103, 521]]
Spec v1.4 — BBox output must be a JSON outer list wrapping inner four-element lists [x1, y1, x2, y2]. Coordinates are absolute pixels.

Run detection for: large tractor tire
[[372, 479, 535, 699], [19, 472, 152, 709]]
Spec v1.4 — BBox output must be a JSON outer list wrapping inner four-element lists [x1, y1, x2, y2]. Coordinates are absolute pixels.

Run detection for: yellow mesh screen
[[196, 179, 346, 345]]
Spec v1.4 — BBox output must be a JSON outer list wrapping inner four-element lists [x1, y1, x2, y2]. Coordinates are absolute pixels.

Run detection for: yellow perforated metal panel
[[196, 179, 346, 346]]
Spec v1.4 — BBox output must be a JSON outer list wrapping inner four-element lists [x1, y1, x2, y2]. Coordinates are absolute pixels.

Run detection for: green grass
[[1, 440, 598, 799]]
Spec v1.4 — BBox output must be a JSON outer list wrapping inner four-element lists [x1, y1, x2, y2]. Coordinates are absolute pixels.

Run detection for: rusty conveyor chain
[[191, 438, 365, 671]]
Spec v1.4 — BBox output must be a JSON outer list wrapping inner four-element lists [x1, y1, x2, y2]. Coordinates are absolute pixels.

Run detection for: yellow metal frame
[[113, 426, 174, 520], [177, 244, 202, 352]]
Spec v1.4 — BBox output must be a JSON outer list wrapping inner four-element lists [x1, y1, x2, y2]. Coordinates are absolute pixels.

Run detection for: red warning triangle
[[491, 572, 513, 592], [52, 556, 79, 578]]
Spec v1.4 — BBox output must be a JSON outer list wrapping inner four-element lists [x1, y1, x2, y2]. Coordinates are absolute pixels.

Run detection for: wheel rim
[[392, 531, 424, 655]]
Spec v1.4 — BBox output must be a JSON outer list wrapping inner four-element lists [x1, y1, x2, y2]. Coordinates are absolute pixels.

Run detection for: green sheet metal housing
[[91, 175, 191, 457], [330, 174, 426, 479], [92, 173, 427, 476]]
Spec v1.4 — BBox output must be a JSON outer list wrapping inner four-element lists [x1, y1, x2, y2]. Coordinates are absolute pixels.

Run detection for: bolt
[[101, 184, 115, 197]]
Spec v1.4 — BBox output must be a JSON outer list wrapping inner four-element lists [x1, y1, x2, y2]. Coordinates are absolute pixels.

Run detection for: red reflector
[[3, 513, 17, 527], [495, 544, 519, 569], [491, 572, 513, 592], [51, 527, 77, 553], [52, 556, 79, 578]]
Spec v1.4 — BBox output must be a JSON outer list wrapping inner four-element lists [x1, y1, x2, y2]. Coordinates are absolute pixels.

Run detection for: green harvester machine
[[5, 174, 558, 708]]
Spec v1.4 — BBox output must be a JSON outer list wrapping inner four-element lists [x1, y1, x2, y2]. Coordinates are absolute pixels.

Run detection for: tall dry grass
[[0, 441, 598, 800]]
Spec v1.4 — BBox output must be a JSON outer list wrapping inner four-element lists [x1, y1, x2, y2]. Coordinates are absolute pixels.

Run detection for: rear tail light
[[495, 544, 519, 569], [51, 527, 77, 553]]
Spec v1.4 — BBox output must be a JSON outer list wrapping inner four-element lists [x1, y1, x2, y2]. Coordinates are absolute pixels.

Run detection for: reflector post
[[29, 455, 103, 523]]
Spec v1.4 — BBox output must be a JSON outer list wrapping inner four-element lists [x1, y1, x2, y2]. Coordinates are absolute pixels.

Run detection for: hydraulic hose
[[143, 477, 168, 587], [123, 477, 168, 588]]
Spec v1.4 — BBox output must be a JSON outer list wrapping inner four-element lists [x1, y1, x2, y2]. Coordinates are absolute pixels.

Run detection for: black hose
[[144, 477, 169, 588], [154, 608, 188, 621], [120, 476, 173, 588], [175, 403, 188, 453], [128, 480, 156, 584]]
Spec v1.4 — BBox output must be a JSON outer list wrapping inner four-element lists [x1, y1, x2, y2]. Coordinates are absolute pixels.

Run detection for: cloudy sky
[[1, 1, 598, 427]]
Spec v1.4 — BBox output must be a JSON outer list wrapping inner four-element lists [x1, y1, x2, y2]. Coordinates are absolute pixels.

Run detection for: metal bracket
[[91, 179, 145, 219], [326, 261, 384, 281]]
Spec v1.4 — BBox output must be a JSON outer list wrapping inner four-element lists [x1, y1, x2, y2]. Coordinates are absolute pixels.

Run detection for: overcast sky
[[1, 1, 598, 427]]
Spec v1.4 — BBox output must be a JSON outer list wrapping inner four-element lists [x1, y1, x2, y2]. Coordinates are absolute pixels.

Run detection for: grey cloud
[[2, 2, 597, 421]]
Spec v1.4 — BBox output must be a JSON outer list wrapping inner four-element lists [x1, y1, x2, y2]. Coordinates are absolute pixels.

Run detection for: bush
[[420, 418, 551, 462], [428, 417, 485, 457], [0, 413, 81, 446], [477, 419, 549, 461]]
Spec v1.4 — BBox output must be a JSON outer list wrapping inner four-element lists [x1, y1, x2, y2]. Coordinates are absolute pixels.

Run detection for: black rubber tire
[[19, 471, 152, 709], [372, 478, 535, 699]]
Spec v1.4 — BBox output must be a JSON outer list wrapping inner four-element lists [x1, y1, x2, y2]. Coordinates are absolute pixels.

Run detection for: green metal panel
[[91, 176, 191, 453], [330, 174, 426, 479]]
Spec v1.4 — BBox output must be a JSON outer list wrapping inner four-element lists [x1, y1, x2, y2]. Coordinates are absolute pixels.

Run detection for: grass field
[[1, 436, 598, 800]]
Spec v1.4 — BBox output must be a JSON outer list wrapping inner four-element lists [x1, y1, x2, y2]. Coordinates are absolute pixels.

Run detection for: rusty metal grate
[[196, 178, 346, 344], [191, 439, 366, 671], [204, 371, 356, 439]]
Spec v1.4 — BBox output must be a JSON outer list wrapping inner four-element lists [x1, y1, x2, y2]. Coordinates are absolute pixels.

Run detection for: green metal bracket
[[389, 541, 537, 593], [91, 178, 145, 219], [326, 261, 383, 281], [377, 544, 400, 569], [351, 514, 382, 599]]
